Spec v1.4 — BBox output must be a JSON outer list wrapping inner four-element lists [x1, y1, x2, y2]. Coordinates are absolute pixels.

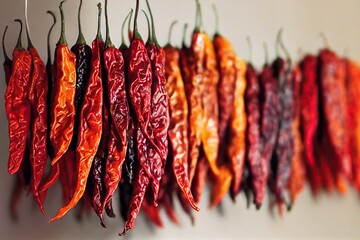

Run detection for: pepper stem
[[24, 0, 34, 49], [277, 29, 292, 63], [57, 0, 67, 45], [2, 26, 11, 61], [14, 19, 23, 50], [128, 8, 133, 42], [194, 0, 204, 33], [133, 0, 142, 40], [46, 11, 57, 66], [182, 23, 188, 48], [120, 9, 132, 50], [104, 0, 114, 48], [263, 42, 269, 65], [145, 0, 159, 47], [142, 10, 153, 45], [96, 3, 103, 41], [319, 32, 329, 49], [167, 20, 178, 46], [212, 3, 220, 35], [75, 0, 86, 45], [246, 36, 253, 63]]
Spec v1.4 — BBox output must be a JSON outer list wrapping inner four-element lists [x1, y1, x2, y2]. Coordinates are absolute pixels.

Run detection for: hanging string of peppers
[[3, 0, 360, 236]]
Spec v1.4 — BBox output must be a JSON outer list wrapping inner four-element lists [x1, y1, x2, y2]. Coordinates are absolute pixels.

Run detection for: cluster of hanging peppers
[[3, 0, 360, 235]]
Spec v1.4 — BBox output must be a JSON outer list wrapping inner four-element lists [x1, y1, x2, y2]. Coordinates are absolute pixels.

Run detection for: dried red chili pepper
[[50, 0, 76, 165], [191, 152, 208, 204], [50, 3, 104, 222], [299, 55, 322, 194], [164, 21, 198, 211], [227, 58, 247, 200], [2, 26, 12, 85], [5, 19, 32, 175], [24, 5, 49, 213]]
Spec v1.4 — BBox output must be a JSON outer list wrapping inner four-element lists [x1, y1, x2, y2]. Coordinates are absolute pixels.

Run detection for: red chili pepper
[[50, 1, 76, 165], [24, 7, 49, 214], [50, 3, 104, 222], [5, 19, 32, 175], [191, 153, 208, 204], [2, 26, 12, 85]]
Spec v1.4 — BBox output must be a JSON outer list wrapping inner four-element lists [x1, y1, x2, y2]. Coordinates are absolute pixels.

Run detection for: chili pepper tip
[[166, 20, 177, 47], [212, 3, 220, 36]]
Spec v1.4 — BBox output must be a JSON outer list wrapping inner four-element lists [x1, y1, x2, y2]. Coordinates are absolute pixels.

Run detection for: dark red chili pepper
[[5, 19, 32, 175], [102, 0, 128, 214], [51, 3, 104, 222], [49, 1, 76, 165], [142, 192, 164, 228], [191, 152, 208, 204], [2, 26, 12, 85], [25, 7, 49, 214]]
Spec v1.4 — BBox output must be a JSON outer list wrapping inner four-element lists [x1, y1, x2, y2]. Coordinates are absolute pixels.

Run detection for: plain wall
[[1, 0, 360, 239]]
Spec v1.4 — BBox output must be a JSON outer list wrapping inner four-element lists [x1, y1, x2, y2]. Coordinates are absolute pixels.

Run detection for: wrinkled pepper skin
[[50, 43, 76, 165], [50, 39, 104, 222], [5, 48, 32, 174], [344, 59, 360, 190], [28, 48, 49, 213], [165, 45, 198, 210], [257, 63, 281, 207], [299, 55, 321, 194], [228, 59, 247, 199], [244, 63, 262, 209], [103, 47, 128, 211]]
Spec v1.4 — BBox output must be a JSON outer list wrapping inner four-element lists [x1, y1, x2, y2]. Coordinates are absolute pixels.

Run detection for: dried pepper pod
[[102, 0, 128, 218], [5, 19, 32, 174], [344, 59, 360, 190], [2, 26, 12, 85], [299, 55, 321, 194], [24, 0, 49, 213], [191, 152, 208, 204], [164, 20, 198, 211], [50, 1, 76, 165], [288, 66, 305, 206], [50, 3, 104, 222], [227, 58, 247, 200]]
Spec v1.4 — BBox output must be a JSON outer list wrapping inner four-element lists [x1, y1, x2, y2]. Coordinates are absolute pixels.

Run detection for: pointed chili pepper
[[164, 20, 199, 211], [191, 152, 209, 204], [24, 0, 49, 213], [5, 19, 32, 175], [299, 55, 322, 194], [101, 0, 129, 218], [2, 26, 12, 85], [145, 0, 171, 205], [50, 0, 76, 165], [50, 3, 104, 222]]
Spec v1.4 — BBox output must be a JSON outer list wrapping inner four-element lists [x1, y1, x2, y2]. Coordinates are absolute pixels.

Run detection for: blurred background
[[1, 0, 360, 239]]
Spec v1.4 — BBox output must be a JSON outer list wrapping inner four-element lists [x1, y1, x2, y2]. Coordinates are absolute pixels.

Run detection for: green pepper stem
[[212, 3, 220, 35], [104, 0, 114, 48], [14, 19, 23, 50], [133, 0, 142, 40], [120, 9, 132, 50], [277, 29, 292, 63], [58, 0, 67, 45], [319, 32, 329, 49], [96, 3, 103, 41], [194, 0, 204, 33], [145, 0, 159, 47], [75, 0, 86, 45], [24, 0, 34, 49], [2, 26, 11, 61], [182, 23, 188, 48], [246, 36, 252, 63], [263, 42, 269, 65], [46, 11, 57, 65], [128, 8, 133, 42], [142, 10, 153, 45], [167, 20, 178, 46]]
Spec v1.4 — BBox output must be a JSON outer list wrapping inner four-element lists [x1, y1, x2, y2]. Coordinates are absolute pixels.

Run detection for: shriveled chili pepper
[[227, 58, 247, 200], [142, 191, 164, 228], [101, 0, 128, 217], [145, 1, 170, 205], [164, 20, 198, 211], [5, 19, 32, 175], [256, 45, 280, 208], [299, 55, 322, 194], [24, 3, 49, 213], [191, 152, 208, 204], [344, 59, 360, 190], [50, 3, 104, 222], [121, 2, 152, 234], [2, 26, 12, 85], [288, 66, 305, 206], [50, 0, 76, 165]]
